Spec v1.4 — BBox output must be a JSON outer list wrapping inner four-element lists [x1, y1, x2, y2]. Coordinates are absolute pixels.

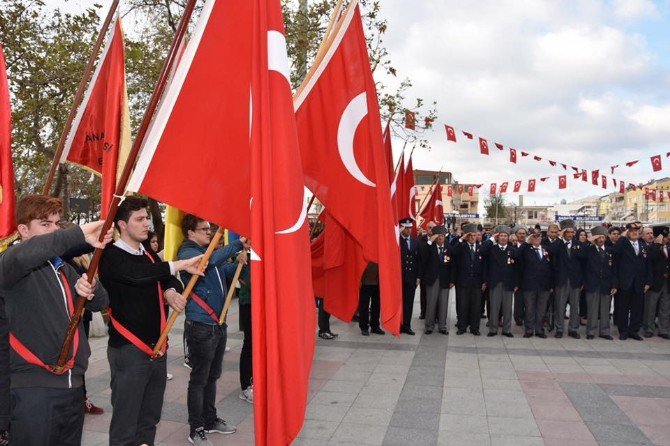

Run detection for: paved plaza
[[82, 292, 670, 445]]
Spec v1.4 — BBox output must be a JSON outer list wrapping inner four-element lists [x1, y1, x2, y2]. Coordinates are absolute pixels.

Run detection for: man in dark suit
[[519, 233, 554, 338], [513, 226, 528, 326], [451, 223, 485, 336], [605, 226, 621, 248], [613, 225, 651, 340], [643, 227, 670, 338], [584, 226, 617, 340], [399, 217, 421, 335], [481, 225, 518, 337], [421, 226, 455, 335], [419, 222, 437, 320], [553, 219, 587, 339]]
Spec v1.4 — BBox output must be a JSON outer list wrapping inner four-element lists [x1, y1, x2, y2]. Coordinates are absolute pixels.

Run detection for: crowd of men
[[393, 217, 670, 343]]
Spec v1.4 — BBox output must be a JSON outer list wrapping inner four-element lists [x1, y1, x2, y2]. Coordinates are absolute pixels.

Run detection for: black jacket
[[647, 243, 670, 292], [421, 242, 455, 289], [0, 227, 108, 389], [612, 238, 652, 294], [553, 239, 588, 287], [584, 244, 617, 294], [518, 243, 553, 292], [451, 241, 484, 288], [481, 240, 518, 292], [399, 235, 421, 284]]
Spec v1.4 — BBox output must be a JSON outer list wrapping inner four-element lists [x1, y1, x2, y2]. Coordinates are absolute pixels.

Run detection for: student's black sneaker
[[188, 427, 213, 446]]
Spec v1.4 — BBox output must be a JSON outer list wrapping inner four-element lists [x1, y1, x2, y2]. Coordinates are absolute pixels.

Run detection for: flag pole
[[52, 0, 198, 374], [42, 0, 120, 196], [217, 250, 248, 326], [314, 0, 344, 62], [151, 227, 226, 357]]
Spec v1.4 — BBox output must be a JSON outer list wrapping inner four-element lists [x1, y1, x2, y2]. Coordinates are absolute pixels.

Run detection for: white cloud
[[612, 0, 659, 21]]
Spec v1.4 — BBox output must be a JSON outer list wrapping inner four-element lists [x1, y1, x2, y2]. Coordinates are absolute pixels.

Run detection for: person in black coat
[[612, 225, 651, 340], [519, 233, 554, 338], [399, 218, 422, 335], [481, 225, 518, 337], [552, 219, 587, 339], [451, 223, 485, 336], [421, 226, 455, 335], [584, 226, 617, 340], [643, 227, 670, 338], [513, 226, 528, 326], [418, 222, 437, 320]]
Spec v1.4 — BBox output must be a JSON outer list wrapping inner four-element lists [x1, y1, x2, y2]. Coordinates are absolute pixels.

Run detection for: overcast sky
[[46, 0, 670, 211]]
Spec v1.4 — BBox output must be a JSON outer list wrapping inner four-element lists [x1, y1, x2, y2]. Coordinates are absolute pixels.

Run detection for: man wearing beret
[[481, 226, 518, 337], [399, 218, 422, 335], [513, 226, 528, 327], [518, 232, 554, 338], [584, 226, 617, 340], [553, 219, 587, 339], [421, 226, 455, 335], [643, 226, 670, 339], [452, 224, 485, 335]]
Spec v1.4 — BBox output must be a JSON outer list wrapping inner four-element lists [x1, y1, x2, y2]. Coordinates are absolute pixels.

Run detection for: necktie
[[567, 243, 571, 258], [633, 242, 639, 255], [536, 248, 542, 261], [599, 247, 605, 260], [405, 237, 410, 250], [470, 245, 475, 261], [664, 245, 668, 259]]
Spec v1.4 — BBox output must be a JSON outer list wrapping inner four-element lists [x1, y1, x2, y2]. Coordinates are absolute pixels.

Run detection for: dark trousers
[[514, 291, 525, 325], [315, 298, 331, 333], [402, 281, 417, 329], [359, 285, 381, 331], [0, 297, 9, 431], [185, 320, 227, 431], [616, 288, 644, 337], [108, 344, 167, 446], [239, 304, 253, 391], [419, 282, 427, 318], [523, 290, 550, 335], [10, 386, 84, 446], [456, 286, 482, 332]]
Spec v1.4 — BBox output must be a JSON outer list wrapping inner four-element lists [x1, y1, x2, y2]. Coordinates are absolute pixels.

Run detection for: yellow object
[[163, 206, 185, 261]]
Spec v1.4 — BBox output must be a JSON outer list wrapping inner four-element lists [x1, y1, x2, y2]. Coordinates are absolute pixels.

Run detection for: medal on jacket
[[444, 255, 450, 264], [608, 253, 612, 266], [642, 248, 647, 258], [507, 251, 513, 264]]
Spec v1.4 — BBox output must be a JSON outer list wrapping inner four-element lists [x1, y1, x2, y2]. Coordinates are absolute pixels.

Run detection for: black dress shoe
[[503, 332, 514, 338], [439, 329, 449, 335], [629, 334, 644, 341], [401, 328, 415, 336], [555, 332, 563, 339], [659, 333, 670, 340], [471, 330, 481, 336], [523, 333, 533, 338], [419, 315, 426, 320], [536, 333, 547, 339], [425, 329, 433, 335], [487, 332, 496, 337], [587, 335, 594, 340], [515, 320, 523, 326], [456, 329, 466, 335], [644, 331, 653, 338], [599, 335, 614, 340], [371, 327, 386, 335], [569, 331, 581, 339], [619, 334, 628, 340], [361, 329, 369, 336]]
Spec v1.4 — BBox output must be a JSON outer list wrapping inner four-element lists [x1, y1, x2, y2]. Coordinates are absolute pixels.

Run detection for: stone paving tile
[[437, 430, 491, 446]]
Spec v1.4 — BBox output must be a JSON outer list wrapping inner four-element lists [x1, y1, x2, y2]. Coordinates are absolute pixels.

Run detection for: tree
[[484, 194, 508, 222]]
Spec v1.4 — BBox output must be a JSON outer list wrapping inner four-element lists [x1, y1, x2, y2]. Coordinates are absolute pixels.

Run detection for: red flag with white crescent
[[513, 180, 521, 193], [294, 1, 401, 335], [489, 183, 497, 195], [528, 179, 536, 192], [619, 181, 625, 194], [420, 182, 444, 228], [510, 148, 517, 164], [0, 44, 16, 249], [500, 182, 508, 193], [468, 185, 474, 196], [601, 175, 607, 189], [479, 137, 489, 155], [445, 124, 457, 142], [591, 170, 599, 186], [651, 155, 662, 172], [447, 184, 453, 197], [558, 175, 566, 189], [404, 110, 416, 130], [403, 155, 416, 221], [458, 184, 464, 195]]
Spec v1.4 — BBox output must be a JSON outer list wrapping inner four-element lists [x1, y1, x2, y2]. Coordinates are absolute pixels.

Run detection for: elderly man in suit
[[399, 217, 422, 335], [553, 219, 587, 339], [584, 226, 617, 340], [613, 224, 651, 340], [452, 223, 485, 336], [643, 226, 670, 339], [421, 226, 455, 335], [519, 232, 554, 338]]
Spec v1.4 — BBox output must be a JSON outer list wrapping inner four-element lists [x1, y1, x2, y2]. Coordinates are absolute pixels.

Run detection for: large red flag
[[295, 1, 402, 334], [403, 155, 417, 220], [390, 152, 405, 220], [383, 121, 394, 181], [60, 16, 130, 217], [0, 44, 16, 250], [419, 182, 445, 228]]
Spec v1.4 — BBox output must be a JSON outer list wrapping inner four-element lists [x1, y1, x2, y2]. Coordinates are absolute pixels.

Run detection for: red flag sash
[[189, 291, 220, 324]]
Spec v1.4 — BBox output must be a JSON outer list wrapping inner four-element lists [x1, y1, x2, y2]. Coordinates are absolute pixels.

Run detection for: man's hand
[[75, 273, 96, 301], [644, 285, 650, 293], [611, 288, 617, 296], [429, 234, 439, 243], [164, 289, 187, 312], [81, 221, 113, 249], [481, 283, 487, 292], [174, 255, 206, 276], [416, 278, 420, 286], [237, 250, 248, 265], [239, 236, 250, 250], [655, 234, 664, 244], [513, 287, 519, 293]]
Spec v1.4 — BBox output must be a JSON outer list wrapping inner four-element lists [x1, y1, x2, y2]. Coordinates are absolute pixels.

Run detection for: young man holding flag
[[0, 195, 112, 445], [177, 214, 247, 445]]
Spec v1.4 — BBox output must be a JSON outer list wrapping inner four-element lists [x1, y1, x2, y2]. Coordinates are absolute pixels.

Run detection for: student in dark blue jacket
[[518, 233, 554, 338], [584, 226, 617, 340]]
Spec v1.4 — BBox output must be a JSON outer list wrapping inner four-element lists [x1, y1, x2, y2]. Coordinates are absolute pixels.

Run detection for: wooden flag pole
[[42, 0, 120, 196], [217, 249, 248, 326], [314, 0, 344, 59], [52, 0, 198, 374], [151, 227, 225, 358]]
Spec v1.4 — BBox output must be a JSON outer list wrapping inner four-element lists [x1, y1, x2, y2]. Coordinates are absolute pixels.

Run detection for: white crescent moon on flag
[[409, 186, 418, 219], [276, 189, 308, 234], [338, 92, 375, 187], [267, 31, 290, 84]]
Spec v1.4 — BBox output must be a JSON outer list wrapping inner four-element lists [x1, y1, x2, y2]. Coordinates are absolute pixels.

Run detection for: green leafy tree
[[484, 194, 508, 222]]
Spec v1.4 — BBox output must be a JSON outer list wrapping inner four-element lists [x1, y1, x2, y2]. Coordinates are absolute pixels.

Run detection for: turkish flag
[[495, 142, 503, 150], [61, 17, 130, 217], [651, 190, 657, 201], [447, 185, 454, 197], [458, 184, 464, 195], [528, 179, 536, 192], [611, 165, 618, 174], [389, 152, 404, 220], [573, 173, 581, 179], [626, 160, 639, 167], [294, 3, 401, 335], [561, 163, 567, 170], [534, 155, 542, 161], [462, 131, 474, 139], [404, 109, 416, 130], [383, 121, 394, 181], [513, 180, 521, 192], [489, 183, 497, 195], [591, 170, 599, 186], [601, 175, 607, 189], [558, 175, 567, 189], [619, 181, 625, 194], [500, 182, 508, 193], [510, 148, 517, 164], [420, 182, 444, 228], [651, 155, 662, 172], [445, 124, 457, 142], [479, 138, 489, 155], [549, 160, 557, 166], [0, 44, 16, 246], [403, 155, 416, 221], [521, 151, 529, 157], [582, 170, 587, 182], [468, 185, 474, 196]]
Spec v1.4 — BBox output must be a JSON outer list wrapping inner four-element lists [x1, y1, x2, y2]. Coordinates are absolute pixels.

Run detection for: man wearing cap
[[612, 224, 651, 340], [418, 221, 437, 320], [513, 226, 528, 327], [518, 232, 554, 338], [452, 223, 485, 335], [481, 225, 518, 337], [584, 226, 617, 340], [421, 226, 455, 335], [643, 227, 670, 339], [399, 218, 421, 335], [553, 219, 587, 339]]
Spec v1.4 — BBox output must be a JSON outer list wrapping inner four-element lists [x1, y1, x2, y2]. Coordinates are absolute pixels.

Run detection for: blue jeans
[[185, 320, 227, 431]]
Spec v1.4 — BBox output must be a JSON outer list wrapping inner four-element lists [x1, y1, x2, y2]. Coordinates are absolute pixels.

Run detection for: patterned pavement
[[81, 290, 670, 445]]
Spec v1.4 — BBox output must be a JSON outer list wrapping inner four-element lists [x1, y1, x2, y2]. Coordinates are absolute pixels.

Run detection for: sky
[[45, 0, 670, 212]]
